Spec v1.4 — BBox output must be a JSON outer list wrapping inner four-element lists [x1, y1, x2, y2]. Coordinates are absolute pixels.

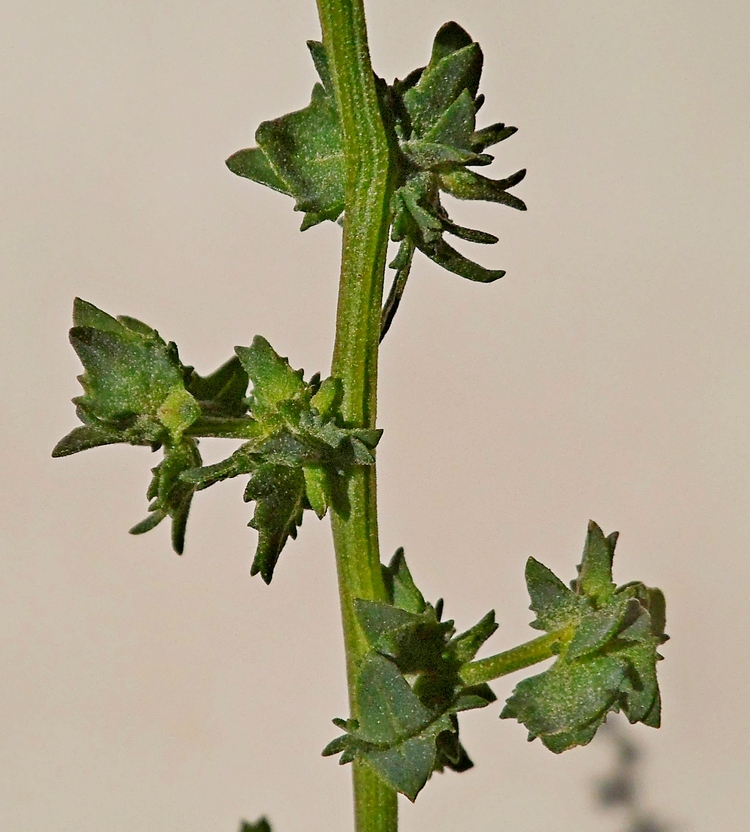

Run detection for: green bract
[[500, 522, 668, 752], [227, 22, 525, 338], [323, 550, 497, 801]]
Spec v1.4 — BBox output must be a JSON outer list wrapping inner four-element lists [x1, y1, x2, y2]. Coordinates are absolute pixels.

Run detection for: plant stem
[[186, 416, 257, 439], [459, 629, 570, 686], [315, 2, 396, 832]]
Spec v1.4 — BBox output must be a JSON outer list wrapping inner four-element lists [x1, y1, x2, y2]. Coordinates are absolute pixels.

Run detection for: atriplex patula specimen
[[54, 4, 667, 831]]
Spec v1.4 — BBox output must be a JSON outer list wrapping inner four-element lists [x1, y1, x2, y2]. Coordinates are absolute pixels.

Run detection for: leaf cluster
[[53, 301, 379, 578], [501, 521, 668, 752], [52, 299, 211, 552], [185, 335, 381, 582], [323, 550, 497, 801], [226, 22, 526, 337]]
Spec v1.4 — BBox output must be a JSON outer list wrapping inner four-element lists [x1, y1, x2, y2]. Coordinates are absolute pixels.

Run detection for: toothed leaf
[[439, 167, 527, 210], [66, 299, 195, 434], [501, 522, 667, 752], [574, 521, 618, 604], [326, 552, 496, 798], [525, 557, 580, 632], [226, 44, 344, 229], [403, 41, 483, 137], [382, 548, 427, 614], [245, 463, 307, 584], [501, 656, 626, 753], [236, 337, 306, 416], [130, 438, 202, 554]]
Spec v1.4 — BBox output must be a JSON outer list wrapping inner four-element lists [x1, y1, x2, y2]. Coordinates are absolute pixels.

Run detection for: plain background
[[2, 1, 749, 830]]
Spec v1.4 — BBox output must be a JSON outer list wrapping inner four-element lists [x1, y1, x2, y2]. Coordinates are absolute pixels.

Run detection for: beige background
[[2, 1, 749, 830]]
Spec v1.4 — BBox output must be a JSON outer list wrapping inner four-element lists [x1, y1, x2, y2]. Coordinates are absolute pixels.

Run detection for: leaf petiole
[[459, 628, 572, 687], [185, 416, 259, 439]]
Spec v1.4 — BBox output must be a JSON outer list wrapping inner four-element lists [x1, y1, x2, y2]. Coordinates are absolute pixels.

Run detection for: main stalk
[[315, 1, 397, 831]]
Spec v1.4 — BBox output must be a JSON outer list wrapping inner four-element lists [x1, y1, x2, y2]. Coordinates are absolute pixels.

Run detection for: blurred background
[[2, 1, 749, 829]]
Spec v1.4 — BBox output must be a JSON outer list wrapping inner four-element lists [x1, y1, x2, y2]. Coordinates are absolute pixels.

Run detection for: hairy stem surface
[[315, 1, 396, 831], [460, 630, 570, 686]]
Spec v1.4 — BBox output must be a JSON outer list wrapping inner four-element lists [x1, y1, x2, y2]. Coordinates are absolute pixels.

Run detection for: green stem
[[315, 2, 396, 832], [185, 416, 258, 439], [459, 629, 570, 687]]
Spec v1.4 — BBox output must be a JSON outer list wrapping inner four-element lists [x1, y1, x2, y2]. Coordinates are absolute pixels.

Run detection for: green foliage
[[323, 550, 497, 801], [500, 522, 668, 753], [184, 336, 382, 582], [52, 299, 207, 551], [186, 355, 250, 419], [226, 22, 525, 337], [129, 437, 202, 554], [226, 41, 343, 230], [383, 20, 526, 334], [53, 303, 379, 572], [53, 298, 199, 455], [53, 11, 667, 830]]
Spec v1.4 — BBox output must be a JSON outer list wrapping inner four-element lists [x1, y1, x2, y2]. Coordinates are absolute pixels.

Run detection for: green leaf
[[441, 219, 498, 245], [326, 551, 497, 799], [323, 653, 455, 801], [501, 655, 626, 752], [471, 122, 517, 152], [421, 239, 506, 283], [500, 521, 668, 752], [439, 167, 527, 211], [402, 35, 483, 138], [55, 299, 200, 456], [525, 557, 580, 633], [186, 356, 249, 418], [309, 376, 342, 418], [226, 146, 291, 195], [380, 240, 416, 341], [401, 140, 477, 170], [381, 23, 525, 331], [452, 611, 499, 664], [245, 463, 307, 584], [180, 443, 259, 490], [357, 654, 436, 745], [130, 438, 202, 554], [573, 520, 618, 604], [175, 336, 382, 582], [324, 651, 494, 800], [355, 599, 453, 676], [428, 21, 475, 66], [422, 89, 476, 152], [156, 387, 201, 440], [225, 25, 525, 339], [302, 463, 329, 518], [70, 302, 190, 425], [226, 42, 344, 229], [382, 547, 426, 614], [236, 337, 306, 417], [52, 423, 126, 457]]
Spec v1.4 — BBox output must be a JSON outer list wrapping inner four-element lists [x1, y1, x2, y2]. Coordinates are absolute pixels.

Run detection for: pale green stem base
[[460, 629, 570, 686]]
